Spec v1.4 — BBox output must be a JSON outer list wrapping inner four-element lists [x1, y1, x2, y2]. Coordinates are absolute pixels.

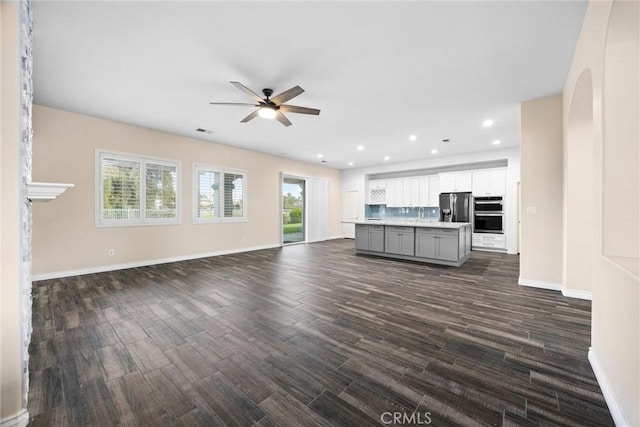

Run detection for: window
[[97, 151, 179, 226], [194, 164, 246, 222]]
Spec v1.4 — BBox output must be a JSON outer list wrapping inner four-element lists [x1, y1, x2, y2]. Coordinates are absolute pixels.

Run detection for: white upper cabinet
[[428, 175, 440, 206], [472, 169, 506, 196], [403, 177, 420, 207], [419, 175, 440, 206], [386, 179, 404, 207], [439, 172, 472, 193], [418, 176, 430, 206], [367, 179, 387, 204]]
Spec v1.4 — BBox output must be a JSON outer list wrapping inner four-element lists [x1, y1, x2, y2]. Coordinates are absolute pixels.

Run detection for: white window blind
[[194, 165, 246, 223], [224, 172, 244, 218], [197, 170, 221, 219], [101, 158, 141, 221], [145, 163, 178, 219], [98, 152, 179, 226]]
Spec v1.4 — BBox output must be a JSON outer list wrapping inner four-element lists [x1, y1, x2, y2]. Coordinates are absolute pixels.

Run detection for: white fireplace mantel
[[27, 182, 74, 202]]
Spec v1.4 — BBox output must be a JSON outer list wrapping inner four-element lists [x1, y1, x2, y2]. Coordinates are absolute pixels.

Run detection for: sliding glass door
[[282, 176, 305, 244]]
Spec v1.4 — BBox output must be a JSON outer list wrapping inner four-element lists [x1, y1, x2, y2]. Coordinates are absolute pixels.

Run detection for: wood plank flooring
[[28, 239, 614, 426]]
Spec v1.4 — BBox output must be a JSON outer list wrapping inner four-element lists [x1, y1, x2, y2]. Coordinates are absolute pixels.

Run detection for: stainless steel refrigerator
[[439, 192, 473, 222]]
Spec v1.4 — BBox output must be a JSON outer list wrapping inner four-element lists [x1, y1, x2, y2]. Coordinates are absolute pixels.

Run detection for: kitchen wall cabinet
[[367, 180, 387, 204], [387, 178, 422, 207], [355, 224, 385, 252], [418, 175, 440, 206], [439, 172, 472, 193], [385, 226, 415, 256], [472, 169, 506, 196], [428, 175, 440, 206], [403, 178, 421, 207], [385, 179, 403, 207]]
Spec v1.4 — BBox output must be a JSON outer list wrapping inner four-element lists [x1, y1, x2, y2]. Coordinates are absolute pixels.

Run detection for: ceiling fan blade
[[240, 109, 260, 123], [279, 105, 320, 115], [230, 81, 264, 103], [271, 86, 304, 105], [275, 111, 292, 127], [209, 102, 258, 106]]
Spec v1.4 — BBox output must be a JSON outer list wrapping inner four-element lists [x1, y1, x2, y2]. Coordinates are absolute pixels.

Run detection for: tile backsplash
[[365, 205, 440, 220]]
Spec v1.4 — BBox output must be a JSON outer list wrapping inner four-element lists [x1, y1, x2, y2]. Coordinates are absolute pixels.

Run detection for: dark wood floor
[[28, 239, 613, 426]]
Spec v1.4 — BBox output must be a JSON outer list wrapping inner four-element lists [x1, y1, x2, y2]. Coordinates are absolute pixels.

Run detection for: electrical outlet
[[108, 249, 115, 256], [526, 206, 538, 215]]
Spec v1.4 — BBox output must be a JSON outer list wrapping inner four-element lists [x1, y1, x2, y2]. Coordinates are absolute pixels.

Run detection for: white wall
[[341, 147, 520, 254], [561, 1, 639, 425]]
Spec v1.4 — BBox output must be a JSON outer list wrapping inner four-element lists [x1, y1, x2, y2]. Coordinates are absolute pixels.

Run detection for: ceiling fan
[[209, 81, 320, 127]]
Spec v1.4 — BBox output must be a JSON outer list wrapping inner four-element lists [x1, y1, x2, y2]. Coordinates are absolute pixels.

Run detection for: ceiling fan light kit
[[258, 106, 277, 119], [210, 81, 320, 127]]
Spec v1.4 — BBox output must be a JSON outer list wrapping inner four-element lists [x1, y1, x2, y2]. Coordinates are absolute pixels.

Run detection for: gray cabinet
[[384, 226, 415, 256], [438, 235, 458, 261], [415, 228, 459, 262], [415, 232, 437, 259], [355, 224, 384, 252], [355, 223, 470, 267]]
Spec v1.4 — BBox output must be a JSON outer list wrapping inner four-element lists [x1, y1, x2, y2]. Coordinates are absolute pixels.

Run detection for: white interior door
[[342, 190, 359, 239]]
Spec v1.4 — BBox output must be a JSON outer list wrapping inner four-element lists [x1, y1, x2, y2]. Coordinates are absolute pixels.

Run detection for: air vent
[[442, 139, 451, 143], [196, 128, 213, 134]]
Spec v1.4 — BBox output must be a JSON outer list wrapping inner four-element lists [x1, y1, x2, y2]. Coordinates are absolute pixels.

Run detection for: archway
[[563, 69, 594, 296], [602, 0, 639, 275]]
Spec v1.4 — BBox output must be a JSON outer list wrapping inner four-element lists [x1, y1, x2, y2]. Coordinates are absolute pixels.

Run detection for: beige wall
[[562, 0, 639, 425], [563, 69, 594, 296], [31, 105, 342, 277], [519, 94, 563, 286], [0, 2, 26, 422]]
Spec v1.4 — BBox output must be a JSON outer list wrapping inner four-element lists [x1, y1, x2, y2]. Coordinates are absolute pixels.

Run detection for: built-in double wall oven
[[473, 196, 504, 233]]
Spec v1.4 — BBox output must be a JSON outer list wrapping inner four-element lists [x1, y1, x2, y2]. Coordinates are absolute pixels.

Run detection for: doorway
[[282, 176, 305, 244]]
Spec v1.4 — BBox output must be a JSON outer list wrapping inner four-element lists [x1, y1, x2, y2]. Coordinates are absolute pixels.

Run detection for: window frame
[[96, 150, 181, 228], [193, 163, 247, 224]]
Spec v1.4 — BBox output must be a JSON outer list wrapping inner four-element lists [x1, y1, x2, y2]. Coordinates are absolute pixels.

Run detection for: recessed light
[[384, 156, 390, 161], [409, 134, 417, 141], [492, 139, 501, 145], [483, 119, 494, 127], [431, 149, 438, 154], [357, 145, 364, 151], [348, 162, 354, 166], [317, 154, 323, 158]]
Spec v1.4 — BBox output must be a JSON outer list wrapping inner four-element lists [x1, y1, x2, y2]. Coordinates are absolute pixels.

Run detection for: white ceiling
[[32, 1, 587, 170]]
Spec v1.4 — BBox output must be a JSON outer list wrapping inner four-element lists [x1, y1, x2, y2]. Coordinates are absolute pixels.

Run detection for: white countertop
[[353, 220, 470, 229]]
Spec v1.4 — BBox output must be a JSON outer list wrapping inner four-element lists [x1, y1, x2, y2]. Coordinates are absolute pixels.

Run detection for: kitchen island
[[355, 220, 472, 267]]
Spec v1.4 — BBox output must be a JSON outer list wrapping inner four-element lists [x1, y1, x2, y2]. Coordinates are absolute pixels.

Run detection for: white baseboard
[[518, 278, 593, 300], [588, 348, 632, 427], [0, 409, 28, 427], [329, 235, 347, 240], [32, 243, 281, 281], [517, 277, 562, 292], [562, 288, 592, 300]]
